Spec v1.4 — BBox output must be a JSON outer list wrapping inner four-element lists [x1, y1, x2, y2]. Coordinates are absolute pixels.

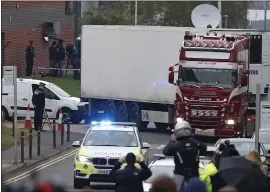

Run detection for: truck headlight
[[225, 119, 235, 125], [76, 155, 90, 162], [176, 118, 184, 123]]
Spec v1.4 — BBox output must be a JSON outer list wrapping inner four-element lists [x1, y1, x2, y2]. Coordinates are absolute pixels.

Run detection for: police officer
[[163, 120, 207, 192], [110, 152, 152, 192], [25, 40, 35, 76], [32, 85, 45, 132]]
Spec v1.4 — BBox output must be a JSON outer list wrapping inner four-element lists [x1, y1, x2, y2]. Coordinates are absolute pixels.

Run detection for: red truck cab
[[168, 31, 251, 138]]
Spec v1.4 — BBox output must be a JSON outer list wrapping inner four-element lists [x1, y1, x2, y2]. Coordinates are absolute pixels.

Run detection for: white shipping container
[[81, 25, 207, 104]]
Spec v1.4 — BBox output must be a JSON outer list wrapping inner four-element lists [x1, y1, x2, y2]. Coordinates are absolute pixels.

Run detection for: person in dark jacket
[[49, 41, 57, 76], [25, 40, 35, 76], [163, 120, 207, 192], [32, 85, 45, 132], [206, 141, 240, 192], [110, 152, 152, 192], [56, 41, 65, 77]]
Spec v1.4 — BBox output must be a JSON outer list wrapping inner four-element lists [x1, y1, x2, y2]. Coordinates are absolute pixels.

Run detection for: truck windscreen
[[179, 68, 237, 89]]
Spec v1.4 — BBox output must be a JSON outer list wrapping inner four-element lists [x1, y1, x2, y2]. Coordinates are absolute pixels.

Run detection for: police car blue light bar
[[91, 121, 136, 126]]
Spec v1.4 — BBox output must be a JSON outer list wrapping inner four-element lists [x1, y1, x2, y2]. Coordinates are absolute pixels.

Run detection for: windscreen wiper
[[209, 85, 224, 89]]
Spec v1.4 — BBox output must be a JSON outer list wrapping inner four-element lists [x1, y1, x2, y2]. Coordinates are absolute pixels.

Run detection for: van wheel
[[116, 102, 128, 122], [57, 108, 71, 123], [1, 107, 9, 122]]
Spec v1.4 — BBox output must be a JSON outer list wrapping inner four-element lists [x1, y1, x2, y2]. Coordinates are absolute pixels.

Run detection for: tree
[[80, 1, 249, 28]]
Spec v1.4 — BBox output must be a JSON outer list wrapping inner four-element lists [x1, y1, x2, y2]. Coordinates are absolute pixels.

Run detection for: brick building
[[1, 1, 76, 76]]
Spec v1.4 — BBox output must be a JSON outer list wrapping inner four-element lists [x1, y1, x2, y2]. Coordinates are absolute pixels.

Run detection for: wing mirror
[[142, 142, 151, 149], [240, 72, 248, 87], [72, 140, 81, 147], [168, 66, 175, 84]]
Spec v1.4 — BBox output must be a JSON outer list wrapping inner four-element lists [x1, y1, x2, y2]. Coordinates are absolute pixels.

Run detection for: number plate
[[195, 129, 215, 136], [97, 169, 110, 175]]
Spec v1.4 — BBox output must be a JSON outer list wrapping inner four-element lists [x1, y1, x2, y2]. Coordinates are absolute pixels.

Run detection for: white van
[[2, 78, 88, 123]]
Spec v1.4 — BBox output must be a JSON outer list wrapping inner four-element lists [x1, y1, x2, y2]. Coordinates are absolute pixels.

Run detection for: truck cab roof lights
[[201, 41, 207, 47], [186, 41, 192, 47], [193, 41, 199, 47], [217, 41, 223, 48]]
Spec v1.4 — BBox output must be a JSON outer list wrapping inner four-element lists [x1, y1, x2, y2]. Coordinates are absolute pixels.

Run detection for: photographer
[[110, 152, 152, 192], [163, 120, 207, 192], [32, 85, 45, 132]]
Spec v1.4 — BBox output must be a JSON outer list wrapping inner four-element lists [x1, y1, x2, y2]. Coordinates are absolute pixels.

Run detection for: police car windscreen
[[145, 166, 174, 183], [83, 130, 138, 147]]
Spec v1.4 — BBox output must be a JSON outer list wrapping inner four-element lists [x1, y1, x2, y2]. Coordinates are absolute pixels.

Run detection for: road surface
[[3, 123, 216, 192]]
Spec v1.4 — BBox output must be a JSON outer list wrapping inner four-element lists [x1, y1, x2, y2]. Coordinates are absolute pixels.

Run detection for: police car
[[143, 146, 216, 192], [72, 121, 151, 189]]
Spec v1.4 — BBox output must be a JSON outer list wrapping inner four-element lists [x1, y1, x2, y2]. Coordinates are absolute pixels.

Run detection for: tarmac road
[[3, 122, 217, 192]]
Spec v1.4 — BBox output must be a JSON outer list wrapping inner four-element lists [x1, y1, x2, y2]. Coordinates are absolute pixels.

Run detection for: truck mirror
[[168, 66, 174, 72], [240, 73, 248, 87], [168, 71, 174, 84]]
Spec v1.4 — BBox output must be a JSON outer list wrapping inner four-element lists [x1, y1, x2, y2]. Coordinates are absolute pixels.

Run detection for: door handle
[[22, 98, 28, 101]]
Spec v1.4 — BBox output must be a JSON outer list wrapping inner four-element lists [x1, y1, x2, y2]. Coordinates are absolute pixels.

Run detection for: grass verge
[[31, 75, 80, 97], [1, 123, 37, 151], [2, 123, 14, 150]]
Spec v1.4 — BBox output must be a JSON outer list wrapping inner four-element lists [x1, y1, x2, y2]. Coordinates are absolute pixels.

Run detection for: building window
[[65, 1, 72, 15]]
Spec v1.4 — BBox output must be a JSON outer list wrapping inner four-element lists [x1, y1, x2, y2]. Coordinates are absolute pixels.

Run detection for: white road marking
[[156, 145, 166, 150], [3, 149, 79, 185]]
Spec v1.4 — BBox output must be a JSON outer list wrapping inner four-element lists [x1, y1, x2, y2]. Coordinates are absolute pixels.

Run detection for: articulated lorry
[[80, 25, 207, 130], [168, 29, 270, 137]]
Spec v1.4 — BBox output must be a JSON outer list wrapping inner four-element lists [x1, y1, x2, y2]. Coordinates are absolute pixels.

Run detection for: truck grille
[[92, 158, 107, 165], [190, 117, 219, 129], [108, 158, 119, 166]]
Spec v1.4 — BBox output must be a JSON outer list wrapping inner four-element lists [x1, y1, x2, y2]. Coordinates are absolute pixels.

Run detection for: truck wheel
[[73, 177, 85, 189], [128, 102, 148, 131], [154, 123, 168, 132], [240, 116, 247, 138], [105, 100, 116, 121], [116, 101, 128, 122], [1, 107, 9, 122]]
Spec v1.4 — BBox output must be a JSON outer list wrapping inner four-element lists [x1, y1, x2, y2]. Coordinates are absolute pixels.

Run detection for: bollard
[[37, 131, 41, 156], [67, 118, 70, 142], [61, 122, 64, 145], [29, 129, 32, 159], [21, 131, 24, 163], [53, 120, 56, 148], [12, 112, 15, 137]]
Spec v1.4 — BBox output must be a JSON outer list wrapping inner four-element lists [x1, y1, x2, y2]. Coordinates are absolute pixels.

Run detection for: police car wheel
[[73, 177, 84, 189]]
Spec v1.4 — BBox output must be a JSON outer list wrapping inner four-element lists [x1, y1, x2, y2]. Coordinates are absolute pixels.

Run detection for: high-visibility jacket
[[199, 162, 218, 192], [121, 150, 144, 169]]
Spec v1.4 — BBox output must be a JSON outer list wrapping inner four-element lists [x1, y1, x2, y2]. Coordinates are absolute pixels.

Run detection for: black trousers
[[34, 108, 44, 131], [26, 59, 34, 76]]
